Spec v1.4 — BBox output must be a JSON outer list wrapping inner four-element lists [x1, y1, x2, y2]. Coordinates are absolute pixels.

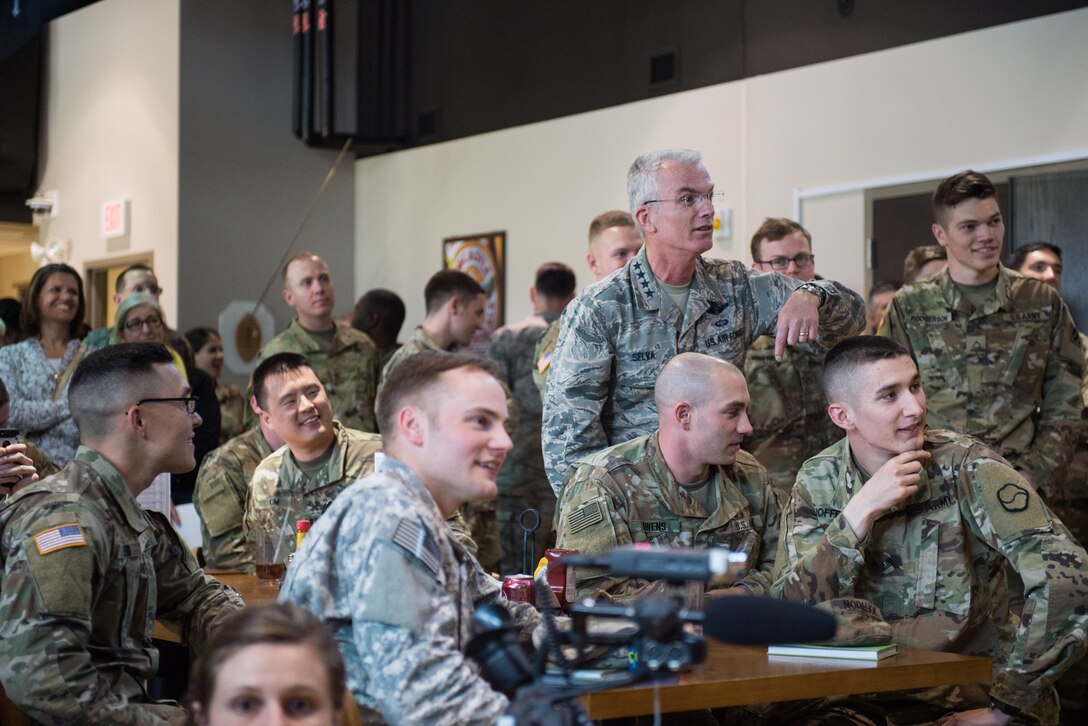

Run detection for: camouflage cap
[[814, 598, 892, 647]]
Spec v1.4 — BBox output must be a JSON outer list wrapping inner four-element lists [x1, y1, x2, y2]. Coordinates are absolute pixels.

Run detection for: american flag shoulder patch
[[567, 500, 604, 534], [392, 518, 441, 576], [34, 523, 87, 555], [536, 347, 554, 374]]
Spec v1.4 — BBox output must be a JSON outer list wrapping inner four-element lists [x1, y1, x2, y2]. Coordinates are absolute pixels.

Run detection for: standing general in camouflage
[[542, 149, 866, 491], [0, 343, 244, 724], [248, 252, 381, 432], [489, 262, 576, 574], [880, 171, 1084, 498], [533, 209, 643, 398], [557, 353, 779, 602], [772, 337, 1088, 723], [192, 407, 283, 572], [743, 218, 843, 495], [280, 352, 540, 724], [243, 353, 382, 559]]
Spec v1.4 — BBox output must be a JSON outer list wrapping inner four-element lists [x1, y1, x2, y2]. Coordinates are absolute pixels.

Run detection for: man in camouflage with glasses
[[542, 149, 866, 493], [743, 218, 846, 497], [0, 343, 243, 723]]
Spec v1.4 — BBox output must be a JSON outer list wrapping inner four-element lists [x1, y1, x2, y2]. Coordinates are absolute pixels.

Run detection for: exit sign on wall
[[101, 199, 129, 238]]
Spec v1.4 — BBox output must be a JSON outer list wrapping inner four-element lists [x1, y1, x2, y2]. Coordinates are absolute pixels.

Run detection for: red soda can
[[501, 574, 536, 606]]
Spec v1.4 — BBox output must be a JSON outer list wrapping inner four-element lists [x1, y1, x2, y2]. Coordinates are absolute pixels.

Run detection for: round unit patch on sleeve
[[974, 460, 1049, 539]]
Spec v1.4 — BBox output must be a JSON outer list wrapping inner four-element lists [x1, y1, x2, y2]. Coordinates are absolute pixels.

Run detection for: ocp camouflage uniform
[[880, 267, 1084, 498], [1050, 330, 1088, 545], [381, 328, 502, 571], [192, 427, 274, 572], [772, 429, 1088, 719], [542, 246, 866, 492], [247, 320, 381, 432], [532, 317, 560, 401], [216, 381, 246, 444], [556, 432, 779, 602], [742, 336, 841, 496], [0, 447, 244, 724], [279, 455, 541, 724], [378, 326, 447, 392], [244, 421, 382, 551], [24, 438, 60, 479], [488, 311, 557, 574]]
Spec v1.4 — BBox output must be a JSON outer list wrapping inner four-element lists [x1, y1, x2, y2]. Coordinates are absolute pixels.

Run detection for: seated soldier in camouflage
[[244, 352, 475, 559], [773, 336, 1088, 724], [193, 399, 285, 572], [0, 343, 243, 723], [556, 352, 779, 602], [280, 352, 541, 723], [243, 352, 383, 556]]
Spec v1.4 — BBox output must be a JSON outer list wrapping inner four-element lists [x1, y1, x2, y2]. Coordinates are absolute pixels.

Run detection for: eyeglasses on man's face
[[123, 315, 163, 332], [754, 253, 815, 271], [136, 396, 199, 414], [643, 191, 725, 209]]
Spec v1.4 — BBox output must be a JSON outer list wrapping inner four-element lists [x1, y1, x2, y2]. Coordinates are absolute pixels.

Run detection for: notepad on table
[[766, 643, 898, 661]]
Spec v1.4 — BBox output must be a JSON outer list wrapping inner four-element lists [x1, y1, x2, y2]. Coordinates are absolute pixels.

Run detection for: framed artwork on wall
[[442, 231, 505, 355]]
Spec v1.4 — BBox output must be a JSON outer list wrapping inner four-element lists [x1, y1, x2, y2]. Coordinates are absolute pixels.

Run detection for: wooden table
[[580, 642, 992, 719], [152, 571, 279, 642]]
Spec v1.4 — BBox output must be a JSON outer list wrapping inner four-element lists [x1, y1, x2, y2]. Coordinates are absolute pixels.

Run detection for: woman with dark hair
[[186, 326, 245, 444], [0, 263, 87, 465], [186, 603, 347, 725]]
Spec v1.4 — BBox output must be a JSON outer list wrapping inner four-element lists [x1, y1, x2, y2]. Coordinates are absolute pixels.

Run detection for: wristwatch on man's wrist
[[795, 281, 828, 308], [989, 697, 1020, 717]]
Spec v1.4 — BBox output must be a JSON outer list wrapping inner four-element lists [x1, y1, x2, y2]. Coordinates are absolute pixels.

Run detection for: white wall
[[356, 8, 1088, 328], [38, 0, 180, 321]]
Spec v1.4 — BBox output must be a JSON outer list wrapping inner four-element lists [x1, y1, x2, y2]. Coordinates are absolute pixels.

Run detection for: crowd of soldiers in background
[[1, 152, 1086, 724]]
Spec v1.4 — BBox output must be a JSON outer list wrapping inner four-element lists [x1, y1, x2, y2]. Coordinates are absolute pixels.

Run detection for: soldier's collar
[[73, 446, 153, 531]]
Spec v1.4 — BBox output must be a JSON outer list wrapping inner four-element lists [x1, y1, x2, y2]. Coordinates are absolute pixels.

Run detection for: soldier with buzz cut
[[772, 336, 1088, 724], [0, 343, 243, 724], [193, 404, 284, 572], [280, 352, 540, 724], [743, 217, 844, 496], [489, 262, 576, 574], [556, 352, 778, 603], [880, 170, 1084, 499], [542, 149, 865, 493], [248, 251, 381, 433]]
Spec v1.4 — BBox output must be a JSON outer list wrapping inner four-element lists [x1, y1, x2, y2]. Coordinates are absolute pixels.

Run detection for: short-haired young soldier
[[773, 336, 1088, 723], [880, 170, 1084, 499], [0, 343, 244, 723], [281, 352, 540, 723]]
